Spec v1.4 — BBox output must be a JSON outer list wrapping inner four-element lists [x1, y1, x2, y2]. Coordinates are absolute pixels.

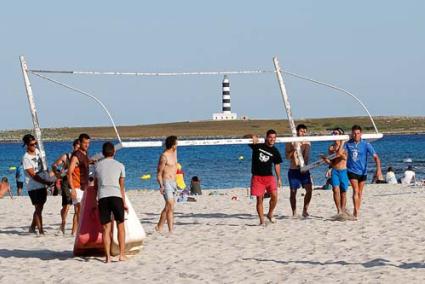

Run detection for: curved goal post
[[19, 56, 383, 168]]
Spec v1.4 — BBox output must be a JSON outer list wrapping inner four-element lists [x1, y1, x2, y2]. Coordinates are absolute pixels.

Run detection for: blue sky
[[1, 1, 424, 130]]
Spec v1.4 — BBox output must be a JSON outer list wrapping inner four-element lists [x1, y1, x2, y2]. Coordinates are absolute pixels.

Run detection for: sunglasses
[[28, 142, 38, 147]]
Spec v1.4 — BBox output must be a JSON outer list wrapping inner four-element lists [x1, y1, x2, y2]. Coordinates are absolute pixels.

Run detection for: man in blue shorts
[[344, 125, 382, 218], [321, 128, 349, 216], [285, 124, 312, 217]]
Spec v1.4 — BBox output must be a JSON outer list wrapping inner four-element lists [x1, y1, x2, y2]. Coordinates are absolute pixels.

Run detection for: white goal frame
[[19, 56, 383, 169]]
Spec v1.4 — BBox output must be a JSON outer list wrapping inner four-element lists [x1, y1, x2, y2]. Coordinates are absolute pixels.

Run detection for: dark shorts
[[61, 178, 72, 206], [98, 196, 125, 225], [16, 181, 24, 189], [347, 172, 367, 182], [288, 169, 312, 190], [28, 188, 47, 206]]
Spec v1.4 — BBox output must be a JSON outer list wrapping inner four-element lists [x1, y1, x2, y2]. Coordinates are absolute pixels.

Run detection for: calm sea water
[[1, 134, 424, 194]]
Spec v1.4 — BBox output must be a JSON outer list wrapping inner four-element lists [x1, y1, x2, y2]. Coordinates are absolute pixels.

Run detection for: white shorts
[[72, 188, 84, 205]]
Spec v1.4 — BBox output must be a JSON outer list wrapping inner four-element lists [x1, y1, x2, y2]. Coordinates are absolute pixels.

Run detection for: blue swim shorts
[[288, 169, 312, 190], [331, 168, 349, 192]]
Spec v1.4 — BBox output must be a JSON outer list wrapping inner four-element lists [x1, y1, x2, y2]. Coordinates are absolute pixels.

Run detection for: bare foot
[[302, 210, 309, 218], [154, 225, 162, 233], [119, 255, 127, 261], [105, 257, 112, 263], [29, 226, 36, 233], [266, 214, 276, 224]]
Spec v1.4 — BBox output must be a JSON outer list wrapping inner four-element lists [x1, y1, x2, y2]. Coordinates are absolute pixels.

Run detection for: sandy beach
[[1, 184, 425, 283]]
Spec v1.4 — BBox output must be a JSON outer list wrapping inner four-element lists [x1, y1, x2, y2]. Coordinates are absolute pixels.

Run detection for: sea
[[1, 134, 424, 195]]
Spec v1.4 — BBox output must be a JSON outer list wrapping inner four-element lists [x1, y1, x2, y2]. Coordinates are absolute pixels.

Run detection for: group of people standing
[[21, 133, 127, 262], [17, 124, 381, 261], [247, 124, 382, 225]]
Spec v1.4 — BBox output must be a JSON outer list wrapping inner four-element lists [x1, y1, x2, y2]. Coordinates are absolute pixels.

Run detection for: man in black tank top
[[52, 139, 80, 235]]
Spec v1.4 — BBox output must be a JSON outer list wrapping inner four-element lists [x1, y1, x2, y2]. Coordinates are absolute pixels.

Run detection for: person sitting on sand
[[94, 142, 128, 263], [321, 128, 349, 216], [0, 177, 13, 199], [190, 176, 202, 195], [155, 136, 178, 233], [385, 167, 398, 184], [400, 165, 416, 185], [285, 124, 313, 217], [246, 129, 282, 225]]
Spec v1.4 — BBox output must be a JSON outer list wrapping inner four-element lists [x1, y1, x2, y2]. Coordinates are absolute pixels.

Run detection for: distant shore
[[1, 116, 425, 142]]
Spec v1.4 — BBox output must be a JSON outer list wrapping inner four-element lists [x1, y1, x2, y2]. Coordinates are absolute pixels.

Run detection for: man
[[345, 125, 382, 218], [15, 164, 25, 196], [68, 133, 91, 233], [285, 124, 313, 217], [155, 136, 178, 233], [22, 134, 53, 235], [52, 139, 80, 235], [94, 142, 128, 263], [321, 128, 349, 215], [247, 129, 282, 225]]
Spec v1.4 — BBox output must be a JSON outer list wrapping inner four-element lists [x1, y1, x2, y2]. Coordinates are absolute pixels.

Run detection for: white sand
[[1, 184, 425, 283]]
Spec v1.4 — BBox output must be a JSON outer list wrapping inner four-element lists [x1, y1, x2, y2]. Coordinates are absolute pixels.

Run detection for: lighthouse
[[213, 75, 237, 120]]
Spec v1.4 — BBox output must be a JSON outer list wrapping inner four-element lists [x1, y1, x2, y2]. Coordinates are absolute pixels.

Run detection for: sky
[[1, 1, 424, 131]]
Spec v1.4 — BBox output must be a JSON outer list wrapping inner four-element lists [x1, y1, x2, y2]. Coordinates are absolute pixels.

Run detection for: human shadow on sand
[[0, 225, 62, 236], [243, 257, 425, 269], [142, 212, 256, 220], [0, 229, 31, 236], [0, 249, 72, 261]]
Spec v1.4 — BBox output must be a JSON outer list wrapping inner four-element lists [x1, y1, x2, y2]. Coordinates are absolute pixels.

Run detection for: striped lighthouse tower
[[213, 75, 237, 120], [222, 75, 231, 113]]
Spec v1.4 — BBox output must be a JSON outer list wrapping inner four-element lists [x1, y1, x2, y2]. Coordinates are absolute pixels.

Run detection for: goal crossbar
[[118, 133, 384, 149]]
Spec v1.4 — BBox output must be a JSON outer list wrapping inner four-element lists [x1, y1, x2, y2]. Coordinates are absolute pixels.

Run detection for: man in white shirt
[[22, 134, 54, 235], [94, 142, 128, 263], [401, 165, 416, 185]]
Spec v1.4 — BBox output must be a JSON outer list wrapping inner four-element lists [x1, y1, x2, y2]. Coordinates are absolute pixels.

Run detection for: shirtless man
[[155, 136, 178, 233], [68, 134, 91, 234], [321, 128, 349, 215], [52, 139, 80, 235], [285, 124, 313, 217]]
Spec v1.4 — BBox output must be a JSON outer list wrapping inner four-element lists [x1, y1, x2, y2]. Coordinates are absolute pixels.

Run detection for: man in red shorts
[[247, 129, 283, 225]]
